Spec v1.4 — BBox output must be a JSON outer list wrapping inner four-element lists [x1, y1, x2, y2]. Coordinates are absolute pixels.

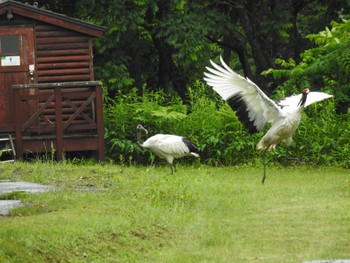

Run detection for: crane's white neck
[[137, 129, 144, 145], [136, 125, 148, 146]]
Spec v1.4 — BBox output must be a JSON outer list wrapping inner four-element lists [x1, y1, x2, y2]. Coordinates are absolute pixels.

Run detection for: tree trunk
[[234, 0, 274, 94], [146, 1, 188, 101]]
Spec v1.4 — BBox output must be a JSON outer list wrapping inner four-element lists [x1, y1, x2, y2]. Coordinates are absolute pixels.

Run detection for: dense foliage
[[34, 0, 350, 98], [104, 82, 350, 168]]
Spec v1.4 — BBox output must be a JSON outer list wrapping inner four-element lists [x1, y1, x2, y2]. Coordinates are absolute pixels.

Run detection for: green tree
[[198, 0, 350, 95], [31, 0, 350, 102], [75, 0, 217, 101], [263, 19, 350, 113]]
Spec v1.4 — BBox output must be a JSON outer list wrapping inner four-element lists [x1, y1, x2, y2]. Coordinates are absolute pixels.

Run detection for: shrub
[[103, 82, 349, 168]]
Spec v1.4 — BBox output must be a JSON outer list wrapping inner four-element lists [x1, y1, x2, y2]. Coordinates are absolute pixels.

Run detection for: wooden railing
[[12, 81, 105, 161]]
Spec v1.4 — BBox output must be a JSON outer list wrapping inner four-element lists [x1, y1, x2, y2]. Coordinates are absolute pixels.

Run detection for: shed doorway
[[0, 27, 36, 132]]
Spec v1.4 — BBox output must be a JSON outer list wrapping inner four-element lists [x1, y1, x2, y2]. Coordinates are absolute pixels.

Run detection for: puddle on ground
[[0, 181, 54, 215], [0, 200, 22, 215]]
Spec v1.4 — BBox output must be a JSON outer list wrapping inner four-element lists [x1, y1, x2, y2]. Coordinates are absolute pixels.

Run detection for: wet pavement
[[0, 181, 54, 215], [0, 200, 22, 215]]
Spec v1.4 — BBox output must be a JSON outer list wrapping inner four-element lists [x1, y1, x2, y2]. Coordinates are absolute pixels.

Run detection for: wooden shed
[[0, 0, 106, 161]]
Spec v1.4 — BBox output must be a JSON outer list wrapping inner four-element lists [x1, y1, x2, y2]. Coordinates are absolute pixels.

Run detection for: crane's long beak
[[139, 126, 148, 134]]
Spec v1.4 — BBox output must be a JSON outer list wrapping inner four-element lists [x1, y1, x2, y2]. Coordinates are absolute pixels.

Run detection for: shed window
[[0, 35, 19, 55]]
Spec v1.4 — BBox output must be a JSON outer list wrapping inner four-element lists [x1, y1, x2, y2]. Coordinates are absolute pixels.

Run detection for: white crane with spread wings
[[204, 57, 333, 183]]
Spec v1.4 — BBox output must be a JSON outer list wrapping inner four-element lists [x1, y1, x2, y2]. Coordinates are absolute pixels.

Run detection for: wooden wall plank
[[37, 55, 90, 63], [37, 62, 90, 70], [38, 75, 91, 82], [38, 68, 90, 76], [37, 49, 89, 57], [36, 36, 88, 44], [37, 42, 89, 51]]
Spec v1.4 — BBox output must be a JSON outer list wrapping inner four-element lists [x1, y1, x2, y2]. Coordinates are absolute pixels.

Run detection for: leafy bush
[[104, 88, 188, 165], [103, 81, 348, 168], [291, 100, 350, 167]]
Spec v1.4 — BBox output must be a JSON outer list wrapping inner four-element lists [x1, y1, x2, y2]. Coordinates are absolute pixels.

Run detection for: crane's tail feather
[[190, 152, 200, 158], [182, 137, 199, 157]]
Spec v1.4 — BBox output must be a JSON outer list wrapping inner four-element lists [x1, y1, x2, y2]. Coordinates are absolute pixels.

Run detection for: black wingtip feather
[[226, 94, 258, 133], [182, 138, 199, 154]]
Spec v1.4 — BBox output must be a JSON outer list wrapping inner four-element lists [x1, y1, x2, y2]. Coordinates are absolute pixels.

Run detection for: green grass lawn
[[0, 161, 349, 262]]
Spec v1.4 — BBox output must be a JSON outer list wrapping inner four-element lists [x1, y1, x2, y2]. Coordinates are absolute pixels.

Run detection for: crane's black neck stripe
[[226, 94, 258, 133], [182, 137, 199, 154], [298, 92, 308, 107]]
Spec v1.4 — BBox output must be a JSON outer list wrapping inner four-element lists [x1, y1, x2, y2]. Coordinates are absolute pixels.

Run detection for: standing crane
[[136, 124, 200, 173], [204, 57, 333, 184]]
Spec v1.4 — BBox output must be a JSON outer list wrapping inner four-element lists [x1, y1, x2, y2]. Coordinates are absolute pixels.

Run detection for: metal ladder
[[0, 135, 16, 162]]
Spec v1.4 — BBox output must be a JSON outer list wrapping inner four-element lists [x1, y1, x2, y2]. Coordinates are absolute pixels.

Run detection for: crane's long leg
[[169, 163, 176, 174], [262, 149, 267, 184]]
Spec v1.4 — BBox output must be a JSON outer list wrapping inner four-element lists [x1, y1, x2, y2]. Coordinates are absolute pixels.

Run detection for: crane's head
[[137, 124, 148, 134], [297, 88, 310, 107]]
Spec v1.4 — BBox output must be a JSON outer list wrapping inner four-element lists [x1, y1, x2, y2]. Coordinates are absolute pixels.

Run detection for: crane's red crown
[[303, 88, 310, 93]]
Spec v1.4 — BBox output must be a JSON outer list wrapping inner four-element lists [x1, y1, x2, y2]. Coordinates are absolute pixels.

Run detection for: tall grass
[[0, 161, 349, 262], [104, 81, 347, 168]]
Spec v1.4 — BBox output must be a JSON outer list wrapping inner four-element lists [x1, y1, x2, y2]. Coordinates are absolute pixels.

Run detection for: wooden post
[[13, 88, 23, 159], [95, 84, 105, 162], [54, 88, 64, 161]]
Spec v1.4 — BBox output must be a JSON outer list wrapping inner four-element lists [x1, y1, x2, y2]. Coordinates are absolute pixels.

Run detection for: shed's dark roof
[[0, 0, 106, 37]]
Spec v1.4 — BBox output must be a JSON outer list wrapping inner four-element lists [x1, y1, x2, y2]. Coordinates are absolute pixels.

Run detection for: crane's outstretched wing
[[277, 91, 333, 108], [204, 57, 281, 133]]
